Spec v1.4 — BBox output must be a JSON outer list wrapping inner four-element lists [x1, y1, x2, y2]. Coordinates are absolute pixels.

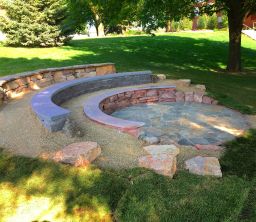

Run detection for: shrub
[[0, 0, 70, 47], [207, 15, 218, 30], [179, 17, 192, 30], [197, 15, 207, 30]]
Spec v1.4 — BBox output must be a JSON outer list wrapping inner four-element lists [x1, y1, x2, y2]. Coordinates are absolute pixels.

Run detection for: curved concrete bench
[[31, 71, 153, 132], [84, 86, 176, 137]]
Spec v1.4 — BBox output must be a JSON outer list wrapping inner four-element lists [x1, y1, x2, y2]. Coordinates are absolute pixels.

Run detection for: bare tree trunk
[[227, 7, 244, 72], [226, 1, 245, 72], [166, 20, 172, 32], [94, 14, 105, 37]]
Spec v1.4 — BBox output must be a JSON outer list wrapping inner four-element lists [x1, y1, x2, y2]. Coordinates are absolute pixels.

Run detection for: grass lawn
[[0, 31, 256, 221], [0, 31, 256, 113], [0, 130, 255, 221]]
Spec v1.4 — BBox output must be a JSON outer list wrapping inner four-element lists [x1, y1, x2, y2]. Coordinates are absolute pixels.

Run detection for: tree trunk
[[226, 2, 245, 72], [166, 20, 172, 32], [94, 14, 105, 37]]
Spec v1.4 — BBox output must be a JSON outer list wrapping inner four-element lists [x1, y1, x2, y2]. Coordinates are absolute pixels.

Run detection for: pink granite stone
[[195, 144, 223, 151], [175, 91, 185, 102], [185, 156, 222, 177], [194, 92, 205, 103], [185, 92, 194, 102], [146, 89, 158, 97], [138, 154, 177, 178], [40, 142, 101, 168], [159, 91, 176, 99], [202, 96, 213, 104]]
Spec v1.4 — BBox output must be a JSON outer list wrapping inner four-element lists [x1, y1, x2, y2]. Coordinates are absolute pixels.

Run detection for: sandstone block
[[175, 91, 185, 102], [146, 89, 158, 97], [202, 96, 213, 104], [194, 92, 204, 103], [185, 156, 222, 177], [4, 81, 19, 91], [195, 144, 223, 151], [185, 92, 194, 102], [41, 142, 101, 168], [159, 91, 176, 99], [143, 145, 180, 156], [156, 74, 167, 81], [178, 79, 191, 87], [140, 136, 160, 145], [36, 79, 53, 88], [96, 65, 115, 75], [195, 84, 206, 91], [138, 154, 177, 178], [66, 75, 76, 81]]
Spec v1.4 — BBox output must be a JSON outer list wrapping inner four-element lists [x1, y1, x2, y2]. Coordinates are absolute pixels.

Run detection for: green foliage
[[207, 15, 218, 30], [124, 29, 145, 36], [67, 0, 139, 35], [179, 17, 192, 30], [138, 0, 194, 33], [197, 15, 207, 29], [0, 0, 69, 47]]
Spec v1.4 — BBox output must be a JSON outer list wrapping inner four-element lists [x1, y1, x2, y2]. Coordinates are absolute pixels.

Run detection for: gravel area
[[0, 80, 254, 169]]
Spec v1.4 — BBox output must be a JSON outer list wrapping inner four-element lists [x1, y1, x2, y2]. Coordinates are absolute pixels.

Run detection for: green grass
[[0, 149, 254, 222], [0, 31, 256, 221], [0, 31, 256, 113], [0, 128, 256, 222]]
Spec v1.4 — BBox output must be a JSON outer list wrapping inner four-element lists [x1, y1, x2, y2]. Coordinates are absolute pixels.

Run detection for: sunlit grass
[[0, 31, 256, 113], [0, 151, 127, 222]]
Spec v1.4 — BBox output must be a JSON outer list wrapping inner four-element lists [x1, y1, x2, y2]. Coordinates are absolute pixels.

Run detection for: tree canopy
[[0, 0, 70, 47]]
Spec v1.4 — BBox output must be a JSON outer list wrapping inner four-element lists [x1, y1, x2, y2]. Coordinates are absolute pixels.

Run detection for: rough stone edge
[[0, 63, 116, 105]]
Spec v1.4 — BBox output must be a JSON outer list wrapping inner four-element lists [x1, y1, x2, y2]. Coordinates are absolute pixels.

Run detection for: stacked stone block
[[0, 63, 116, 103]]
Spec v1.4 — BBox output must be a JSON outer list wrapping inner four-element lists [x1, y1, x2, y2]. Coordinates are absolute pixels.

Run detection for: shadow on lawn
[[0, 35, 256, 113], [0, 150, 128, 221]]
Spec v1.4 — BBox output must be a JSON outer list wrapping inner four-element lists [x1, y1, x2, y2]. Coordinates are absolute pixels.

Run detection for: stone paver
[[112, 102, 249, 146]]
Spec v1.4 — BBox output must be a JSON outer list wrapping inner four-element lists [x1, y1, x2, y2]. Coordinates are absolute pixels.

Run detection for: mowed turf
[[0, 31, 256, 221], [0, 31, 256, 113]]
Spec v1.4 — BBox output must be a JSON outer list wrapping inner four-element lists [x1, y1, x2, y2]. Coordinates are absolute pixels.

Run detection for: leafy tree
[[0, 0, 69, 47], [138, 0, 194, 33], [67, 0, 140, 36], [200, 0, 256, 72], [136, 0, 256, 72]]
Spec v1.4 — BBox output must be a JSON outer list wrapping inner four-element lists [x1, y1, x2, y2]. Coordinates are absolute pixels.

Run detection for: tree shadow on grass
[[0, 149, 128, 221], [220, 129, 256, 221], [0, 35, 256, 113]]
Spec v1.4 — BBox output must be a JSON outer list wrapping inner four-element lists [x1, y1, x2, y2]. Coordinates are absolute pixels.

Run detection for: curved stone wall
[[31, 71, 154, 132], [0, 63, 116, 105], [84, 86, 218, 137]]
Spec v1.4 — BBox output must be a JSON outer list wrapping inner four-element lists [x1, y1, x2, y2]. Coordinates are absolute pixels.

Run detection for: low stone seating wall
[[31, 71, 153, 132], [84, 86, 219, 137], [84, 86, 176, 137], [0, 63, 116, 105]]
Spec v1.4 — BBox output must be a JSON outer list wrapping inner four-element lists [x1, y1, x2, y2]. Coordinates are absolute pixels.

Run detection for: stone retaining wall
[[84, 86, 218, 137], [100, 88, 218, 115], [31, 71, 154, 132], [0, 63, 116, 105]]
